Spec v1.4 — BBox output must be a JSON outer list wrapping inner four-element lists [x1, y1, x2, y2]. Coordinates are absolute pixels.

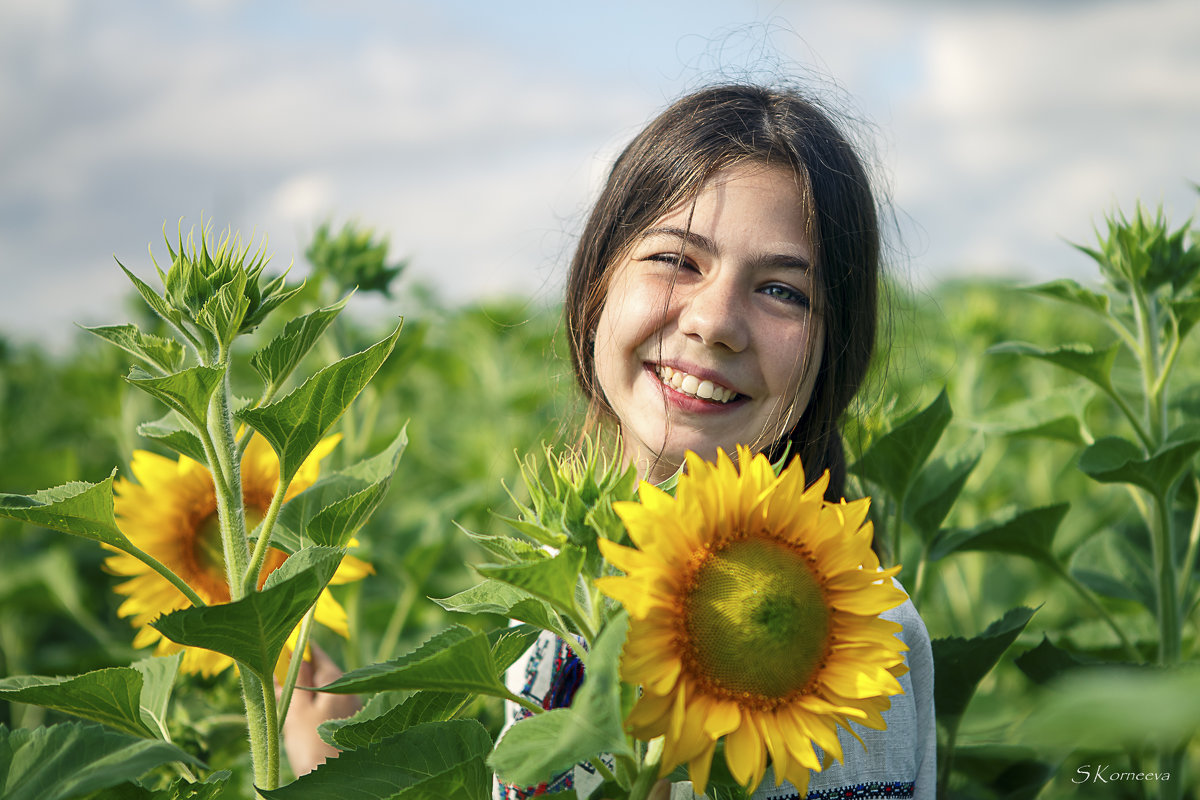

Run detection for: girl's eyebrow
[[640, 226, 812, 272]]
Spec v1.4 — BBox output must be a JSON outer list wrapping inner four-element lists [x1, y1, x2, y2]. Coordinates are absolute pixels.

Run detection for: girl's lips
[[645, 363, 747, 411]]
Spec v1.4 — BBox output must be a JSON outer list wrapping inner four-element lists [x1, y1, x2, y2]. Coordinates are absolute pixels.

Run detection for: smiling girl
[[496, 85, 935, 799]]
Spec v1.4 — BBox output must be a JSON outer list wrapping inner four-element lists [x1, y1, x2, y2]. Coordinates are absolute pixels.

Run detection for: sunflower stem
[[261, 670, 282, 790], [208, 374, 251, 600], [277, 604, 319, 729], [239, 667, 272, 795], [244, 478, 289, 595], [1047, 557, 1140, 662], [628, 736, 664, 800], [112, 539, 207, 609], [503, 689, 545, 717], [589, 757, 618, 787]]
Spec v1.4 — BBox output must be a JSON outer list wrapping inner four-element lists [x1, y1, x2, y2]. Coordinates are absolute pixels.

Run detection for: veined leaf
[[434, 580, 570, 640], [930, 504, 1069, 564], [152, 547, 343, 682], [131, 653, 184, 738], [138, 412, 207, 464], [0, 472, 133, 550], [850, 388, 951, 501], [259, 719, 492, 800], [195, 269, 250, 347], [316, 626, 506, 697], [1025, 278, 1110, 316], [251, 294, 352, 392], [905, 434, 983, 541], [462, 527, 551, 564], [988, 341, 1120, 393], [117, 259, 185, 330], [490, 613, 634, 785], [237, 324, 402, 485], [81, 323, 185, 375], [1079, 428, 1200, 495], [1014, 665, 1200, 749], [476, 546, 586, 623], [0, 722, 201, 800], [1014, 636, 1097, 686], [932, 607, 1036, 725], [127, 364, 226, 432], [323, 625, 538, 750], [325, 692, 469, 751], [269, 428, 407, 552], [976, 385, 1092, 445], [0, 669, 152, 738]]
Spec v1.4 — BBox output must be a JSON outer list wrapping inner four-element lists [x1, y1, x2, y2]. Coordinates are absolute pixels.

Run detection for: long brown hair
[[565, 84, 880, 499]]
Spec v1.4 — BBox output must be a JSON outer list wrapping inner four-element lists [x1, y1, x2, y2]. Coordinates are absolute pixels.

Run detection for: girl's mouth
[[654, 364, 740, 404]]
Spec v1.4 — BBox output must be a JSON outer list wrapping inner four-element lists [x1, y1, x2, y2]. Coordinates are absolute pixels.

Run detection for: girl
[[289, 83, 935, 800], [498, 84, 935, 799]]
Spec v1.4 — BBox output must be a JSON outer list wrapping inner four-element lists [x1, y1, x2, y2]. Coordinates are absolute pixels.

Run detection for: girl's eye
[[761, 283, 810, 308], [645, 252, 698, 271]]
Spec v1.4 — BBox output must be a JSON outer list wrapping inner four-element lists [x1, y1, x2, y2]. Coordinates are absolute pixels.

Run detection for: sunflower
[[106, 433, 373, 677], [596, 447, 909, 795]]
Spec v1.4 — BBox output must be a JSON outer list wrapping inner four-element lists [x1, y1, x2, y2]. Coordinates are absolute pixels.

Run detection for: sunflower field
[[0, 203, 1197, 800]]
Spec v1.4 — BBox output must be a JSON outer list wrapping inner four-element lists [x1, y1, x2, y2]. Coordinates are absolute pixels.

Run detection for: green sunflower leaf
[[117, 259, 186, 330], [194, 268, 251, 347], [976, 385, 1092, 445], [1013, 636, 1097, 686], [324, 691, 470, 751], [237, 323, 402, 485], [929, 504, 1070, 564], [905, 433, 983, 541], [931, 606, 1037, 725], [434, 581, 570, 639], [1014, 665, 1200, 750], [126, 364, 226, 432], [267, 427, 408, 553], [987, 341, 1120, 393], [1079, 427, 1200, 495], [489, 612, 633, 785], [850, 388, 951, 501], [315, 626, 507, 697], [131, 653, 184, 738], [258, 719, 492, 800], [475, 546, 586, 625], [250, 293, 352, 395], [151, 547, 343, 683], [80, 323, 185, 375], [0, 669, 154, 738], [1024, 278, 1111, 316], [0, 471, 132, 550], [0, 722, 202, 800], [137, 412, 208, 464]]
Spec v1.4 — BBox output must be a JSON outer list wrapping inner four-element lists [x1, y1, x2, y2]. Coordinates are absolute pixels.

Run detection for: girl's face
[[593, 163, 825, 483]]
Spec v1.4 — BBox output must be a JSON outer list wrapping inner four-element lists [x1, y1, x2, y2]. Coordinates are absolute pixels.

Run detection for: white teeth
[[655, 365, 737, 404]]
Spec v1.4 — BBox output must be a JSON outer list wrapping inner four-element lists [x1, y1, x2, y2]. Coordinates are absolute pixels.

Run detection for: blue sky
[[2, 0, 1198, 347]]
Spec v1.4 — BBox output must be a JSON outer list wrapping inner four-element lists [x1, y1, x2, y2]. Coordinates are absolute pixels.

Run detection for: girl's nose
[[676, 276, 749, 352]]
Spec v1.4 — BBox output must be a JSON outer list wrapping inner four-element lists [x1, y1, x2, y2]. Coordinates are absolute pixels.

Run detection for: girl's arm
[[279, 643, 362, 777]]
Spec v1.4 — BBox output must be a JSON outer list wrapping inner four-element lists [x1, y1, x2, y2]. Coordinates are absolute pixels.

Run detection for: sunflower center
[[682, 536, 830, 704]]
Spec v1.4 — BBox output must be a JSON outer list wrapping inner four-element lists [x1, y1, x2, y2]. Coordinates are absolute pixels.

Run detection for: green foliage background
[[1, 212, 1198, 798]]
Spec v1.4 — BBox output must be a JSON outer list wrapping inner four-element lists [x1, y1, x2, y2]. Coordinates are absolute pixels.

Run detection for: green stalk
[[208, 375, 251, 599], [504, 689, 546, 717], [243, 477, 288, 595], [1178, 476, 1200, 610], [239, 668, 272, 794], [628, 736, 665, 800], [277, 605, 318, 729], [261, 671, 282, 790], [374, 577, 418, 663], [1150, 492, 1181, 665], [1047, 558, 1140, 661], [113, 539, 206, 609]]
